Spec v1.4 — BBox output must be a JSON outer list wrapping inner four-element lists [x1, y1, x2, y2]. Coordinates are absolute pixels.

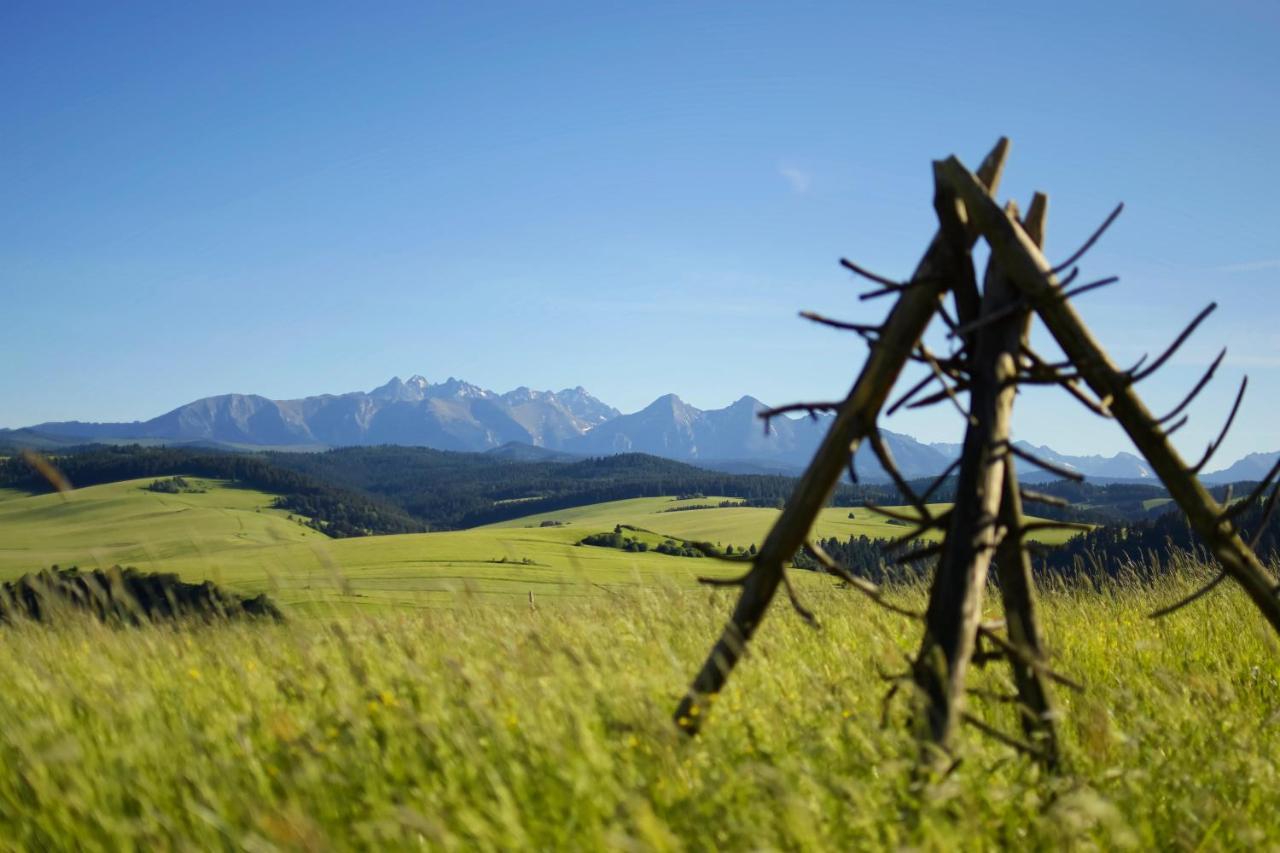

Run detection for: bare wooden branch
[[1149, 570, 1228, 619], [1191, 376, 1247, 473], [994, 457, 1060, 764], [1129, 303, 1217, 382], [799, 311, 880, 339], [976, 624, 1084, 693], [1050, 202, 1124, 273], [758, 401, 843, 420], [1018, 488, 1070, 508], [806, 542, 923, 620], [868, 430, 929, 517], [912, 190, 1022, 759], [887, 370, 943, 417], [960, 711, 1052, 762], [1164, 415, 1189, 437], [936, 156, 1280, 639], [1020, 519, 1094, 533], [918, 345, 974, 423], [1249, 482, 1280, 550], [881, 508, 951, 554], [1007, 442, 1085, 482], [1158, 347, 1226, 424], [672, 139, 1014, 736], [1059, 275, 1119, 301], [920, 458, 962, 503], [840, 257, 907, 290], [1226, 458, 1280, 519], [781, 570, 819, 628], [863, 502, 929, 523]]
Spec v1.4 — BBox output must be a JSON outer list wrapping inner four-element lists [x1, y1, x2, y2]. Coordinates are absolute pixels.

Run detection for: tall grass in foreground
[[0, 566, 1278, 850]]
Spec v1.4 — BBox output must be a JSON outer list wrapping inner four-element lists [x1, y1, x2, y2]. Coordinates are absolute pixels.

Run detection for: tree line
[[0, 446, 424, 538]]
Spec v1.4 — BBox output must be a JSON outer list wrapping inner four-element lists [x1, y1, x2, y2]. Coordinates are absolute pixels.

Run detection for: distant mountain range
[[4, 375, 1273, 484]]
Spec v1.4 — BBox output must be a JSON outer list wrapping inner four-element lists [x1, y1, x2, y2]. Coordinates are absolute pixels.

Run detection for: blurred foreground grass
[[1, 567, 1278, 850]]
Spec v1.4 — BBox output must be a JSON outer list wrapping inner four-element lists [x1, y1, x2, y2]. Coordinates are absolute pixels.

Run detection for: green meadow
[[1, 570, 1278, 848], [0, 478, 1077, 613], [4, 476, 1275, 848]]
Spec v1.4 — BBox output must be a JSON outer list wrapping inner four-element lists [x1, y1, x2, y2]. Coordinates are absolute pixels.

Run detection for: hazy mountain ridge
[[6, 376, 1273, 484]]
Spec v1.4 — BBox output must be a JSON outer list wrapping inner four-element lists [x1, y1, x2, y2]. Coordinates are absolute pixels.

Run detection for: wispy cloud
[[778, 163, 812, 194], [1212, 258, 1280, 273]]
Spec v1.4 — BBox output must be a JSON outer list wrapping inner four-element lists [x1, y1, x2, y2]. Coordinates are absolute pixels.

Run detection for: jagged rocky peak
[[643, 393, 700, 422], [726, 394, 766, 412], [502, 386, 546, 404], [431, 377, 492, 400], [370, 375, 427, 402], [553, 386, 620, 424]]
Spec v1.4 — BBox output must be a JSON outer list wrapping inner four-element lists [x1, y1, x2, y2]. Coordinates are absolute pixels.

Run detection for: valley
[[0, 470, 1082, 615]]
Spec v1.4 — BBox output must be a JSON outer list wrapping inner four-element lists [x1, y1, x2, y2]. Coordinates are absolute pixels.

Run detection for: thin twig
[[960, 712, 1052, 761], [758, 401, 843, 420], [918, 345, 973, 423], [1225, 457, 1280, 519], [886, 371, 941, 417], [920, 458, 961, 503], [1018, 488, 1070, 508], [1130, 303, 1217, 382], [1191, 376, 1247, 473], [782, 570, 819, 628], [949, 299, 1026, 340], [868, 430, 928, 517], [1158, 348, 1227, 424], [839, 257, 904, 290], [1149, 571, 1228, 618], [1059, 276, 1119, 301], [1050, 202, 1125, 274], [805, 542, 923, 620], [1249, 482, 1280, 550], [1006, 442, 1085, 482], [977, 626, 1084, 692], [799, 311, 880, 339]]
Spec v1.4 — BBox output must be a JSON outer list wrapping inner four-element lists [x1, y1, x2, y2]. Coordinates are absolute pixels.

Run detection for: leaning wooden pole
[[672, 138, 1011, 734], [911, 189, 1029, 761], [993, 455, 1059, 761], [937, 157, 1280, 636], [984, 194, 1060, 763]]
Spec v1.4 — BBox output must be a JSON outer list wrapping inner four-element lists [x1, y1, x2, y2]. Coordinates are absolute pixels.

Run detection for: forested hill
[[0, 445, 423, 537], [0, 444, 895, 533], [1035, 485, 1278, 577], [259, 446, 892, 528]]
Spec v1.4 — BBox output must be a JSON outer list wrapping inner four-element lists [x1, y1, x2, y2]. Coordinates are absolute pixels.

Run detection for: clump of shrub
[[582, 527, 650, 552], [146, 476, 206, 494], [0, 566, 282, 625]]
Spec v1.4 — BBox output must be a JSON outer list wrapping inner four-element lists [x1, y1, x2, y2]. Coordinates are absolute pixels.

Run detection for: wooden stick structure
[[674, 138, 1280, 767], [671, 138, 1011, 735]]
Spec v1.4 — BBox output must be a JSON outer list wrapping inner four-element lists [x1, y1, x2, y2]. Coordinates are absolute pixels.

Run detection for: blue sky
[[3, 1, 1278, 462]]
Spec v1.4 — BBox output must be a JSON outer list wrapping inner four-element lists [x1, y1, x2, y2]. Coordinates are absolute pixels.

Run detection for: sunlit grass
[[0, 568, 1277, 848]]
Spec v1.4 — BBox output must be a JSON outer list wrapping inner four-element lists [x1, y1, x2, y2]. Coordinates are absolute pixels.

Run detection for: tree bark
[[673, 139, 1011, 734], [936, 156, 1280, 639]]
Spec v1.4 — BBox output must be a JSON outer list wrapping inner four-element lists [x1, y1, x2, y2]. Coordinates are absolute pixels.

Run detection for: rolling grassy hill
[[0, 479, 750, 610], [0, 479, 1083, 615], [486, 494, 1081, 546]]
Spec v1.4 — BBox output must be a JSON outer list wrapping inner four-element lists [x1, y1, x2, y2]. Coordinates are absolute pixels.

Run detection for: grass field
[[1, 476, 1278, 846], [0, 481, 1079, 614], [1, 570, 1278, 848]]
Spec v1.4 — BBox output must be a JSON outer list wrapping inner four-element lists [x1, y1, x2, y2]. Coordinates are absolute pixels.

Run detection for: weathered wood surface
[[673, 139, 1011, 734], [912, 191, 1032, 760], [936, 156, 1280, 638]]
